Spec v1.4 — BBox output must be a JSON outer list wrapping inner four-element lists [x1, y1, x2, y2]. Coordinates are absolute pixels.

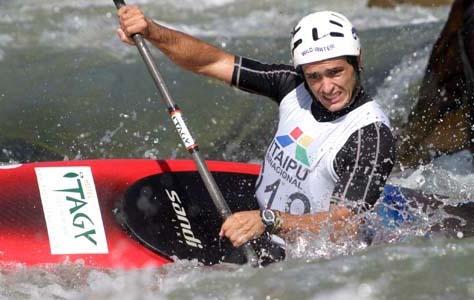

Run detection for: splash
[[391, 151, 474, 200]]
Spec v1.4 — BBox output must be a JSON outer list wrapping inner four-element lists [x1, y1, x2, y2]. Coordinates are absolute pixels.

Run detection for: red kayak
[[0, 159, 264, 269], [1, 159, 472, 269]]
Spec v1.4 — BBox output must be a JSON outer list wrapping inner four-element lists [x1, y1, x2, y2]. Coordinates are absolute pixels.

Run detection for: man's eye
[[307, 73, 320, 80], [328, 69, 342, 77]]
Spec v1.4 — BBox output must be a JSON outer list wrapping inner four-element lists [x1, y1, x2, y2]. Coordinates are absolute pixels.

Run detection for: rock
[[368, 0, 453, 8], [398, 0, 474, 166]]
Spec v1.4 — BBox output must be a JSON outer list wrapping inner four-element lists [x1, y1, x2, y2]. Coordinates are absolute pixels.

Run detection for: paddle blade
[[118, 171, 284, 265]]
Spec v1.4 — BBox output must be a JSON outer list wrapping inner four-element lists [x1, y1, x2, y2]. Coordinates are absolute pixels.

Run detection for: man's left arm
[[219, 205, 354, 247], [220, 122, 396, 247], [331, 122, 396, 211]]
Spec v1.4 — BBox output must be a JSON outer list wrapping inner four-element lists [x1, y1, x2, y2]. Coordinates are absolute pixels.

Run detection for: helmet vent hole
[[329, 20, 343, 27], [292, 39, 302, 54], [312, 28, 319, 41], [292, 26, 301, 36], [330, 13, 345, 22], [330, 32, 344, 37]]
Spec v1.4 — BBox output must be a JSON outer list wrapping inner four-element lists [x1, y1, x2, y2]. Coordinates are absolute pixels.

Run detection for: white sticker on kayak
[[35, 167, 108, 255]]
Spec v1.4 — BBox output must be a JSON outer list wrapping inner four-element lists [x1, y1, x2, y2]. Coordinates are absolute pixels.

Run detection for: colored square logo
[[275, 127, 315, 167], [290, 127, 303, 140], [299, 135, 314, 148]]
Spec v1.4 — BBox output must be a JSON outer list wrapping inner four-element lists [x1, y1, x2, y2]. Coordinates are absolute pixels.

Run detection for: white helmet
[[291, 11, 360, 68]]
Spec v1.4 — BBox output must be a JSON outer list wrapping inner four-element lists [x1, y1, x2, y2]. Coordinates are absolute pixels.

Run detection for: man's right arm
[[117, 5, 235, 84]]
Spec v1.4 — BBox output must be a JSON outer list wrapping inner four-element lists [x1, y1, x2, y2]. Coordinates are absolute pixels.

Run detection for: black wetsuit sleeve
[[231, 56, 304, 103], [331, 122, 396, 212]]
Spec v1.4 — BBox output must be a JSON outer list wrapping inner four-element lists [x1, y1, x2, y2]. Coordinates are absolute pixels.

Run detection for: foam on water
[[2, 233, 474, 299], [0, 0, 450, 53]]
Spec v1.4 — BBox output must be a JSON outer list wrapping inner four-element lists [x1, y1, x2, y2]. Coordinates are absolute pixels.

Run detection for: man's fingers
[[234, 230, 260, 247], [117, 6, 127, 16], [226, 224, 257, 247], [122, 15, 147, 32], [228, 231, 249, 248], [116, 28, 135, 45], [117, 5, 138, 17], [219, 216, 236, 237], [219, 223, 227, 238], [219, 210, 265, 247], [117, 5, 149, 39]]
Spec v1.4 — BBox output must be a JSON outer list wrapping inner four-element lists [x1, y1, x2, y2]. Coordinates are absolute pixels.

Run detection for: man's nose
[[319, 77, 334, 94]]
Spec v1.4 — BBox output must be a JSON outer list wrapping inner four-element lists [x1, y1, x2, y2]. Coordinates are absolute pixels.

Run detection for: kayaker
[[117, 7, 396, 247]]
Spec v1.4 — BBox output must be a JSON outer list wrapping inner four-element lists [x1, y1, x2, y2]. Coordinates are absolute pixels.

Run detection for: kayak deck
[[1, 159, 473, 269]]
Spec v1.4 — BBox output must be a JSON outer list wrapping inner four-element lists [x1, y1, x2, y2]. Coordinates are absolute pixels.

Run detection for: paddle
[[112, 0, 259, 266]]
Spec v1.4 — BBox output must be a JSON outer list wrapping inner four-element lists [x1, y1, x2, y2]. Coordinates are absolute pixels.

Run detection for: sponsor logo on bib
[[276, 127, 314, 166], [263, 126, 314, 190]]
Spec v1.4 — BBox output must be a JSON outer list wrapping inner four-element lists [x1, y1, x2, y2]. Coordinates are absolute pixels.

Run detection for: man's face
[[302, 57, 357, 112]]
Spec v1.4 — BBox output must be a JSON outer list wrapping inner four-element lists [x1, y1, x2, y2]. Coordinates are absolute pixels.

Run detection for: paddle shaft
[[113, 0, 258, 266]]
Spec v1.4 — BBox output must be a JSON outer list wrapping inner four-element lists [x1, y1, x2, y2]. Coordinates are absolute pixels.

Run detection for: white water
[[0, 0, 449, 57], [2, 235, 474, 300], [391, 150, 474, 201], [1, 0, 473, 299]]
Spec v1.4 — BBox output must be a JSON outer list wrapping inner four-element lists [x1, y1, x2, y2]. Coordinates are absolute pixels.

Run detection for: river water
[[1, 0, 473, 299]]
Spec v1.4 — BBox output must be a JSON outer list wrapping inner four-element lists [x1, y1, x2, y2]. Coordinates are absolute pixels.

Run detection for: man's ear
[[297, 65, 304, 77], [357, 51, 363, 71]]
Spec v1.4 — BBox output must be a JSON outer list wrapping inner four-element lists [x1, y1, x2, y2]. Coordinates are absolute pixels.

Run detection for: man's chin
[[322, 102, 344, 112]]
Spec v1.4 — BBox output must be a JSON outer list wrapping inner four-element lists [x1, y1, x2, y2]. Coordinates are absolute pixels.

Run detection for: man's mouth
[[322, 92, 342, 104]]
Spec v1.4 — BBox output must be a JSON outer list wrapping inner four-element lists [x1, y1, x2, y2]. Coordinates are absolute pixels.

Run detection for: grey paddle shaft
[[113, 0, 258, 266]]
